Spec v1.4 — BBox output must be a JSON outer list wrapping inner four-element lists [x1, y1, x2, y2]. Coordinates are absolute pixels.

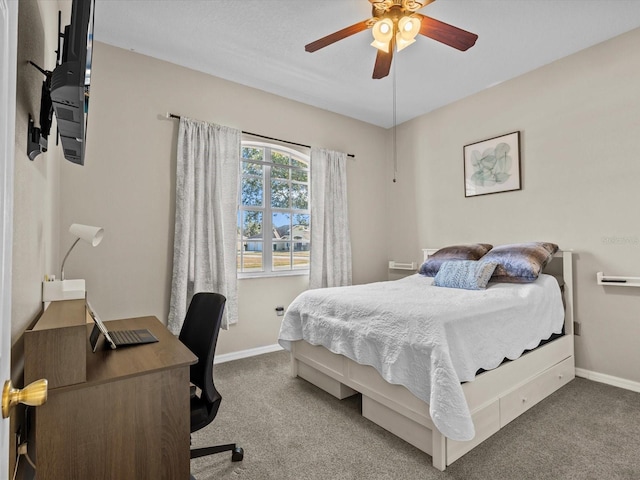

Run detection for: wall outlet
[[573, 321, 581, 336]]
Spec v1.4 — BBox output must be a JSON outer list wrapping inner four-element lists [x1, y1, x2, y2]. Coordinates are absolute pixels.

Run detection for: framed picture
[[463, 131, 521, 197]]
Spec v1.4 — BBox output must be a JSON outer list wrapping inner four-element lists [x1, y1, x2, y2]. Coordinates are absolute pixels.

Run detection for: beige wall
[[60, 42, 390, 355], [388, 27, 640, 383], [12, 0, 67, 345]]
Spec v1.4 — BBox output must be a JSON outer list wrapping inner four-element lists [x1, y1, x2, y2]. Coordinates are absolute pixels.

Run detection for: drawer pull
[[521, 397, 527, 403], [558, 374, 563, 380]]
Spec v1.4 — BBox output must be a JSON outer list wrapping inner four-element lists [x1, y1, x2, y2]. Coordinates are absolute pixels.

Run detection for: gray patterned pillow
[[419, 243, 493, 277], [483, 242, 559, 283], [434, 260, 498, 290]]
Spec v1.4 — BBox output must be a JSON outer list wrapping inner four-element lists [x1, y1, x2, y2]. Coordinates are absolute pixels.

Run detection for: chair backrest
[[178, 292, 226, 404]]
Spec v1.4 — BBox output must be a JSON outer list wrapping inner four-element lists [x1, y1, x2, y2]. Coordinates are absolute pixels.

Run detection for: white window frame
[[237, 141, 310, 278]]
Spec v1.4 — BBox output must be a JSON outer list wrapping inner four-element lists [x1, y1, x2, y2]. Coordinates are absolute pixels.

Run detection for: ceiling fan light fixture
[[371, 18, 394, 52], [395, 35, 415, 52], [396, 15, 420, 52]]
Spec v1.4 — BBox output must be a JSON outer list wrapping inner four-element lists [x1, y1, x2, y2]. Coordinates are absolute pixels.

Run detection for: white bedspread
[[278, 273, 564, 442]]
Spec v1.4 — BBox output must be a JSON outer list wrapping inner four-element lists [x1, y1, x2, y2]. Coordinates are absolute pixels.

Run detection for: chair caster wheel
[[232, 447, 244, 462]]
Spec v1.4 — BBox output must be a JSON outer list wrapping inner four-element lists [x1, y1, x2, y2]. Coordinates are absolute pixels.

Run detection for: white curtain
[[168, 117, 241, 333], [309, 147, 352, 289]]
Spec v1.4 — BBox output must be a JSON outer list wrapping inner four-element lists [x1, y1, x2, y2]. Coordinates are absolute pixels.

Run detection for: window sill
[[238, 271, 309, 280]]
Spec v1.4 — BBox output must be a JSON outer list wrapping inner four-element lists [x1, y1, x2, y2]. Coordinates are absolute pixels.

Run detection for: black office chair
[[178, 292, 244, 472]]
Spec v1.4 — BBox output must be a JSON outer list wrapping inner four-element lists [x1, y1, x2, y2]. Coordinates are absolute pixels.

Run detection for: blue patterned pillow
[[419, 243, 493, 277], [433, 260, 498, 290], [482, 242, 559, 283]]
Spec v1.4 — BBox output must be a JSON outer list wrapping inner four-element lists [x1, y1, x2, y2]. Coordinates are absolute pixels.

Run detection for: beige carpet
[[190, 350, 640, 480]]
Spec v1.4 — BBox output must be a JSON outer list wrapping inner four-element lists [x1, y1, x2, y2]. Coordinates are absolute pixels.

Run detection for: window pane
[[272, 165, 289, 180], [271, 151, 289, 165], [242, 177, 263, 206], [241, 245, 263, 271], [291, 218, 310, 267], [272, 242, 292, 270], [293, 213, 310, 230], [292, 243, 310, 270], [271, 179, 290, 208], [239, 207, 263, 272], [272, 212, 290, 239], [242, 147, 263, 161], [291, 158, 307, 168], [291, 168, 308, 182], [242, 210, 262, 238], [291, 183, 308, 210], [242, 161, 262, 176]]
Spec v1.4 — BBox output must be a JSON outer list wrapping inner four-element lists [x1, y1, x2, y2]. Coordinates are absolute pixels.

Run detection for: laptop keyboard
[[110, 330, 142, 345]]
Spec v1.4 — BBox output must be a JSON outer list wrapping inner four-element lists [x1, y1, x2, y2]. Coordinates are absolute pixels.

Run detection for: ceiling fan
[[305, 0, 478, 79]]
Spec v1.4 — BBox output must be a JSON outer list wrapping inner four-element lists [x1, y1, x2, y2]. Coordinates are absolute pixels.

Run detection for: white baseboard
[[575, 368, 640, 393], [214, 343, 284, 364]]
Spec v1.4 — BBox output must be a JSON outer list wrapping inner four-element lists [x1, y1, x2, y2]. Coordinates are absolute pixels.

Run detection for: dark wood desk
[[25, 303, 197, 480]]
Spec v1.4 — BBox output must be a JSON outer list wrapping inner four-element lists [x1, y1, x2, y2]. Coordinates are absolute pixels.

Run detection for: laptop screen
[[87, 301, 116, 351], [89, 323, 101, 351]]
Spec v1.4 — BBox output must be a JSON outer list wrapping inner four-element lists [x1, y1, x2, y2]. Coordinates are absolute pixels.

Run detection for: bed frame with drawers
[[287, 250, 575, 470]]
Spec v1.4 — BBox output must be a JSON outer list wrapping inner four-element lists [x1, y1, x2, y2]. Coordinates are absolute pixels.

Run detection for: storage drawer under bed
[[499, 355, 574, 427]]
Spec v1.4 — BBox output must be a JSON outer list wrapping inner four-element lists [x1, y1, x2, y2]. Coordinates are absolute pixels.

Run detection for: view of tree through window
[[238, 143, 310, 275]]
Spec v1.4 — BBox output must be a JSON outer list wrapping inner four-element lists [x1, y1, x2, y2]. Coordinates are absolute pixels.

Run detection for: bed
[[278, 246, 575, 471]]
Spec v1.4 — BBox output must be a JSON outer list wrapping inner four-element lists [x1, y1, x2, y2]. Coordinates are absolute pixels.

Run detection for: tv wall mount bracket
[[27, 11, 63, 161]]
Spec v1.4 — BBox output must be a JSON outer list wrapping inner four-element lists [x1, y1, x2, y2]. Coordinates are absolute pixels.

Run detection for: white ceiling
[[93, 0, 640, 129]]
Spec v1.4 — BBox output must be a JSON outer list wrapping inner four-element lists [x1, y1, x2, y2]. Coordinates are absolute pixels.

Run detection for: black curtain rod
[[167, 113, 355, 158]]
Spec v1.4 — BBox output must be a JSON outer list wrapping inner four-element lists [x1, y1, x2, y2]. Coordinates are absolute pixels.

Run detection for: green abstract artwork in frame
[[463, 131, 521, 197]]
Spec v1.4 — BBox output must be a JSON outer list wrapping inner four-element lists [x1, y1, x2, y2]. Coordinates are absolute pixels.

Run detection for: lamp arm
[[60, 237, 81, 281]]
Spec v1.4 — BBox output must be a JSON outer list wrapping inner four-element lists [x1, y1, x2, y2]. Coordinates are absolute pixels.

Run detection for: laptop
[[87, 301, 158, 352]]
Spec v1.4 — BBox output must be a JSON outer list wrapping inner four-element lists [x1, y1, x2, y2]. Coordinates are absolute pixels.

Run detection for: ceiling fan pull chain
[[392, 60, 398, 183]]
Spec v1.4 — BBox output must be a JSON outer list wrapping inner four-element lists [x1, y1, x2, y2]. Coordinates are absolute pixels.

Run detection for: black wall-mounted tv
[[50, 0, 95, 165]]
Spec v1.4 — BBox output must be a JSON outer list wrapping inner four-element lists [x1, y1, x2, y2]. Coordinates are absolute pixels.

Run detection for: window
[[237, 142, 310, 277]]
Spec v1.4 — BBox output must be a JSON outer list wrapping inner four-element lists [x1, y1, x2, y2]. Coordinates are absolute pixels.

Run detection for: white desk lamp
[[43, 223, 104, 302]]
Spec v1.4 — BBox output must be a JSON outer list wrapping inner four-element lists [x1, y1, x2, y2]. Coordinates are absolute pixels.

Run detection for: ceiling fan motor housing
[[370, 0, 428, 17]]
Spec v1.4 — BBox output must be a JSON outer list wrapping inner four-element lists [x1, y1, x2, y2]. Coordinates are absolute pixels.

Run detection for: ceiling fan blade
[[305, 20, 370, 53], [372, 47, 393, 79], [416, 14, 478, 51]]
